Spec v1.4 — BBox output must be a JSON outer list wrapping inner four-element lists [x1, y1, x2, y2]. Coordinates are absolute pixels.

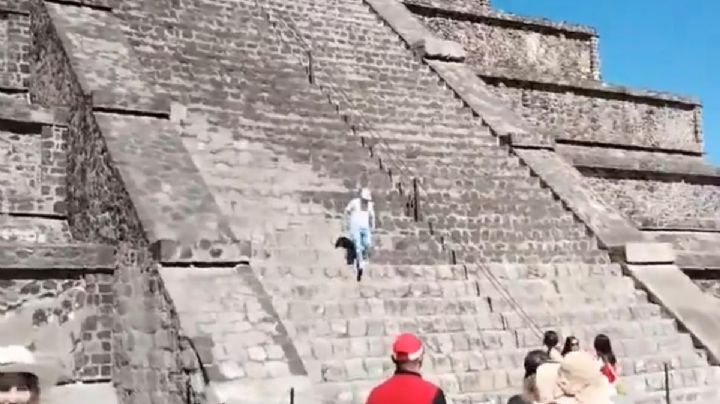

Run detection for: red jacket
[[600, 363, 617, 383], [366, 370, 447, 404]]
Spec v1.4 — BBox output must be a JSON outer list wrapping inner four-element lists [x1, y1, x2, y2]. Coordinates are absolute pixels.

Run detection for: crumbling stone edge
[[365, 0, 720, 370]]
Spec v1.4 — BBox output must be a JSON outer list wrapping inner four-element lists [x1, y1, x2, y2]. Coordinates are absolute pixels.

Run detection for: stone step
[[420, 187, 553, 203], [257, 264, 466, 281], [418, 175, 543, 192], [622, 366, 720, 396], [515, 320, 687, 352], [413, 212, 580, 230], [272, 288, 648, 324], [449, 383, 720, 404], [405, 154, 519, 169], [435, 225, 593, 245], [317, 358, 717, 393], [422, 198, 569, 217], [251, 247, 347, 266], [451, 238, 601, 254], [256, 262, 623, 282], [263, 275, 637, 302], [456, 246, 611, 265], [371, 138, 507, 158], [283, 302, 662, 344], [313, 363, 718, 403]]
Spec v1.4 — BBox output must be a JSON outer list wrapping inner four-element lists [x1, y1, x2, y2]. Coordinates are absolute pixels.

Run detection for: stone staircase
[[256, 260, 718, 404], [108, 0, 720, 403]]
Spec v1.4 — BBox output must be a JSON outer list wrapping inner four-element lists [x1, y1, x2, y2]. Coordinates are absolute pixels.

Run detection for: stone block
[[625, 242, 676, 264], [170, 102, 187, 124], [0, 242, 116, 270], [411, 37, 466, 62], [625, 264, 720, 365]]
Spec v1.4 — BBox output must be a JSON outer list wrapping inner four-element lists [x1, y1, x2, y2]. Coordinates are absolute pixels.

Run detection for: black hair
[[561, 336, 580, 356], [507, 394, 530, 404], [542, 330, 559, 351], [523, 349, 550, 379], [594, 333, 617, 367]]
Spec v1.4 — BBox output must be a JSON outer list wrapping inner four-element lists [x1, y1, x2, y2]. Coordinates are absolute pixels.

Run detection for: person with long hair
[[506, 350, 551, 404], [542, 330, 563, 362], [594, 334, 619, 384], [561, 336, 580, 356]]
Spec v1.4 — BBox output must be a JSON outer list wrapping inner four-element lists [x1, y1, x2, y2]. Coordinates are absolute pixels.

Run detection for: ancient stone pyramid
[[1, 0, 719, 403]]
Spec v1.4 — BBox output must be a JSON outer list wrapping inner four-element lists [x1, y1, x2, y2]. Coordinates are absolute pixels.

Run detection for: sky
[[492, 0, 719, 164]]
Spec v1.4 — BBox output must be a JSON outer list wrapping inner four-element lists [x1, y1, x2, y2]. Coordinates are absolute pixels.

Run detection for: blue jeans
[[350, 225, 372, 269]]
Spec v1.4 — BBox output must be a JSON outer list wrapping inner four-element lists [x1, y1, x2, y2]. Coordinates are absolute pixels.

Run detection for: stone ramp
[[159, 265, 316, 404]]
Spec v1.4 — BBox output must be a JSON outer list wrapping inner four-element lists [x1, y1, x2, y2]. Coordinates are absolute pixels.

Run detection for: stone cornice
[[559, 144, 720, 180], [403, 0, 597, 38], [476, 66, 701, 107]]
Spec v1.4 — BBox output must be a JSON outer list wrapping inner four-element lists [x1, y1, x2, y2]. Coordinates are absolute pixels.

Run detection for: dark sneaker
[[356, 268, 363, 282]]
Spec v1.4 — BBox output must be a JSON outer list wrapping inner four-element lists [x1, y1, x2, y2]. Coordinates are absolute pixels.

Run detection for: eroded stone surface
[[585, 175, 720, 230], [0, 10, 31, 89], [485, 82, 701, 152], [0, 216, 72, 243], [420, 14, 596, 81], [0, 124, 67, 216], [94, 113, 244, 257], [0, 271, 115, 381]]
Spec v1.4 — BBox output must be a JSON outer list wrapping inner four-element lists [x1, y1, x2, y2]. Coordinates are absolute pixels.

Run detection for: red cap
[[392, 333, 424, 362]]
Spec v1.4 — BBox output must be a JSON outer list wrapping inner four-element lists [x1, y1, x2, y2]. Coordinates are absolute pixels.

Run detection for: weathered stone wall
[[0, 123, 67, 216], [485, 82, 702, 153], [29, 1, 198, 403], [583, 173, 720, 231], [0, 7, 31, 89], [0, 271, 115, 381], [410, 7, 597, 81]]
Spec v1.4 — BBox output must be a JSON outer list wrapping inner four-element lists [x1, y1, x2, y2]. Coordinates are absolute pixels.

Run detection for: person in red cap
[[365, 333, 447, 404]]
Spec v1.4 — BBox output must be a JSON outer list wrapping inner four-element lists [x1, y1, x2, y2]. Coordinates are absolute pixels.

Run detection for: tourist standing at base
[[507, 349, 552, 404], [543, 330, 563, 362], [365, 333, 447, 404], [344, 187, 375, 281], [0, 345, 60, 404], [594, 334, 620, 397], [534, 351, 614, 404], [561, 336, 581, 357]]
